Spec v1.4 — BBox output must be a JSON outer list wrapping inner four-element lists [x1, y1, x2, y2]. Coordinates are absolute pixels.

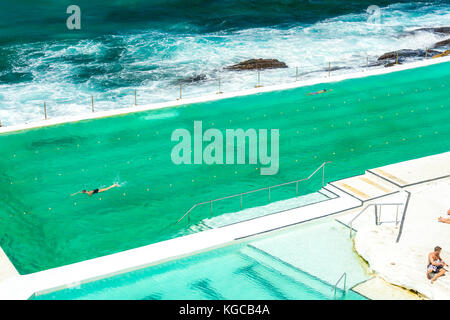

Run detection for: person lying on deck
[[427, 246, 448, 284], [438, 209, 450, 224], [71, 183, 119, 197]]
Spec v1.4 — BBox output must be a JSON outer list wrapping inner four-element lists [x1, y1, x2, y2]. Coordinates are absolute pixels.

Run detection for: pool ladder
[[333, 272, 347, 299]]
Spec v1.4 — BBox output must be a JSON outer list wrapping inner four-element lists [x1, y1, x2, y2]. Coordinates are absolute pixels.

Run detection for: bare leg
[[98, 184, 119, 193], [438, 217, 450, 224], [431, 269, 446, 284]]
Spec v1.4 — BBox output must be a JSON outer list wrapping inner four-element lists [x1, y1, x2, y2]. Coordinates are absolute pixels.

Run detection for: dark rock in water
[[432, 38, 450, 49], [408, 27, 450, 35], [385, 62, 403, 68], [378, 49, 441, 61], [226, 59, 288, 71], [432, 50, 450, 59], [177, 74, 208, 84]]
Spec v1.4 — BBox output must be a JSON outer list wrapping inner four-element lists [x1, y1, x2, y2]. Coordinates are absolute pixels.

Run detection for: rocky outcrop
[[405, 27, 450, 35], [378, 49, 440, 61], [177, 74, 208, 84], [432, 49, 450, 59], [226, 59, 288, 71], [432, 38, 450, 49]]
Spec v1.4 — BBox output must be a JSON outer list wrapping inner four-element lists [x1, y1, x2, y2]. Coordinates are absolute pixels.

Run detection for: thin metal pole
[[44, 102, 47, 120], [210, 200, 213, 216], [240, 194, 243, 209], [177, 84, 182, 100], [268, 187, 271, 202], [255, 71, 262, 88], [374, 205, 379, 225], [396, 52, 399, 65], [296, 181, 299, 196], [425, 48, 428, 59], [396, 205, 399, 226], [328, 62, 331, 77], [296, 67, 299, 81], [91, 96, 94, 113], [134, 90, 137, 106], [217, 77, 223, 94], [322, 165, 325, 187], [366, 56, 369, 69]]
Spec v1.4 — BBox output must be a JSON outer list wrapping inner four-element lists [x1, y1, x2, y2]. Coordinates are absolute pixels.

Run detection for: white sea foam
[[0, 2, 449, 126]]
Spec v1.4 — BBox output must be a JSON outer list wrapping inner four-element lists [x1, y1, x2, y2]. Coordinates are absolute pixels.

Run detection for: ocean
[[0, 0, 449, 125]]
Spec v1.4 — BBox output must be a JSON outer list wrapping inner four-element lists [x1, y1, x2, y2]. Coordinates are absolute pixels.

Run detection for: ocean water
[[0, 0, 449, 125]]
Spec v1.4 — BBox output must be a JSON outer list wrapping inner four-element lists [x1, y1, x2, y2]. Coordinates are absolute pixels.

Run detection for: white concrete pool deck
[[339, 152, 450, 300]]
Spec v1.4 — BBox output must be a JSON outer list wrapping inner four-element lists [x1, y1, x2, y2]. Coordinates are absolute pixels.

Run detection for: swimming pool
[[32, 217, 369, 300], [1, 61, 449, 274]]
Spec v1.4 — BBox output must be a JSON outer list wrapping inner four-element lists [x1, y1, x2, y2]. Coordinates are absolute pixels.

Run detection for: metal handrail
[[176, 161, 332, 224], [349, 202, 405, 237], [333, 272, 347, 299]]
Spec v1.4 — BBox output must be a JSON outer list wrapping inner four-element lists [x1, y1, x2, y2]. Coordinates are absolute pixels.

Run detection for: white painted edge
[[0, 185, 361, 300], [1, 55, 449, 135]]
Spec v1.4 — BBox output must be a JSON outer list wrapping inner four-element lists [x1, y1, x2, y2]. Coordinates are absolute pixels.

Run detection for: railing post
[[44, 102, 47, 120], [134, 90, 137, 106], [366, 56, 369, 70], [296, 67, 299, 81], [268, 187, 271, 202], [322, 164, 325, 187], [374, 205, 379, 225], [91, 96, 94, 113], [255, 71, 262, 88], [217, 77, 223, 94], [177, 84, 182, 100], [328, 62, 331, 77], [210, 200, 213, 216], [396, 52, 399, 65], [296, 181, 299, 196], [395, 205, 399, 226], [425, 48, 428, 59], [240, 194, 243, 209]]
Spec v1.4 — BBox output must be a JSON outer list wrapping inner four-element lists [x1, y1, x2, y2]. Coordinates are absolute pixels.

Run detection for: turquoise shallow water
[[33, 218, 368, 300], [0, 61, 449, 274]]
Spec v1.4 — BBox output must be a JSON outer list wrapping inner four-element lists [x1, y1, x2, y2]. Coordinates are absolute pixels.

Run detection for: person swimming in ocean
[[307, 89, 332, 95], [72, 183, 119, 197]]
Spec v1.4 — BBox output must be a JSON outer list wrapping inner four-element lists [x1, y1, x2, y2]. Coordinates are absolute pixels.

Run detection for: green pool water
[[1, 62, 449, 274], [33, 218, 368, 300]]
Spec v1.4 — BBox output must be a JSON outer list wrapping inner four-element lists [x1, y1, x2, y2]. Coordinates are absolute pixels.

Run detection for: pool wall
[[0, 56, 449, 299]]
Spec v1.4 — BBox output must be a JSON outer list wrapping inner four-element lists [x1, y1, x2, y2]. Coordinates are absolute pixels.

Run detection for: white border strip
[[1, 56, 449, 135]]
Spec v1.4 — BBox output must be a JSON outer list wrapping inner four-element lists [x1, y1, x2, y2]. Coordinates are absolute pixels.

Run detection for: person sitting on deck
[[71, 183, 119, 197], [438, 209, 450, 224], [427, 246, 448, 284]]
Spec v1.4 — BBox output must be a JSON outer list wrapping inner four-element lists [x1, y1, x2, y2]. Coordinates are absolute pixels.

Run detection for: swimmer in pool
[[72, 183, 119, 197], [307, 89, 332, 95]]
